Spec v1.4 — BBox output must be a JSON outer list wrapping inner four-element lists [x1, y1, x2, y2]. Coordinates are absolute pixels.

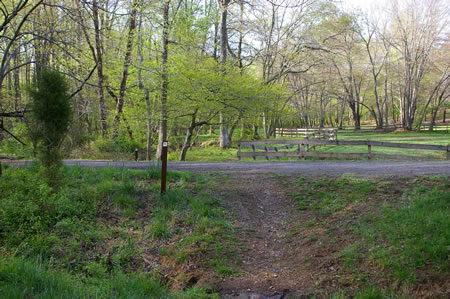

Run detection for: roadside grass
[[168, 146, 238, 162], [289, 174, 449, 297], [0, 164, 233, 297]]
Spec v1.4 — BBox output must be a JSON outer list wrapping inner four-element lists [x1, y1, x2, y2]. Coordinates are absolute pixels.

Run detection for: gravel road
[[6, 160, 448, 177]]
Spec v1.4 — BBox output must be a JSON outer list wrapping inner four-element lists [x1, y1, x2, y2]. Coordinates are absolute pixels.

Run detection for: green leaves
[[28, 69, 72, 184]]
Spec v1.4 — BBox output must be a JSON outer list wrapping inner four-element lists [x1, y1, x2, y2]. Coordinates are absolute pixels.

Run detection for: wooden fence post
[[301, 143, 305, 160], [265, 146, 269, 160], [274, 147, 280, 160], [368, 141, 372, 160], [252, 144, 256, 161], [238, 143, 241, 160]]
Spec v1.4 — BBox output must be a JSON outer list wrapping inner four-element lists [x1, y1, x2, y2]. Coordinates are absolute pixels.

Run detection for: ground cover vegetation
[[286, 174, 449, 297], [0, 0, 448, 161], [0, 164, 236, 297]]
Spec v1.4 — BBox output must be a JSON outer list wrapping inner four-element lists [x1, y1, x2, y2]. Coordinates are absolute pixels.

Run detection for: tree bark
[[180, 111, 197, 161], [218, 0, 231, 149], [92, 0, 108, 137], [112, 2, 138, 139], [156, 0, 170, 159]]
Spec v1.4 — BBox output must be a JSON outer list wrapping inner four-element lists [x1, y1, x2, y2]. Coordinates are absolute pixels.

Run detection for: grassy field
[[323, 130, 450, 159], [287, 174, 449, 297], [0, 164, 236, 298], [170, 130, 449, 162]]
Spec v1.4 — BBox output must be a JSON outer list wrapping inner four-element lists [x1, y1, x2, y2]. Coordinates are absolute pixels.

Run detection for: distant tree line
[[0, 0, 448, 160]]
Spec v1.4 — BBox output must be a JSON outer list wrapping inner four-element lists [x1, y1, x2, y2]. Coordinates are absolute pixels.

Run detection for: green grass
[[0, 164, 230, 297], [178, 130, 448, 162], [291, 175, 449, 296], [359, 178, 449, 281], [322, 130, 449, 159], [292, 175, 375, 216]]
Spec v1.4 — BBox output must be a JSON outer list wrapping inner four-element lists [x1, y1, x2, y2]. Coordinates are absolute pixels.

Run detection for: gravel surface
[[4, 160, 450, 177]]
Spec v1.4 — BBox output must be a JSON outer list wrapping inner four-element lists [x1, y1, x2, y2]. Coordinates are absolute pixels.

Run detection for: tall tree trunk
[[384, 73, 389, 127], [112, 2, 138, 139], [180, 111, 197, 161], [339, 99, 345, 129], [218, 0, 230, 148], [156, 0, 170, 159], [137, 13, 155, 160], [263, 111, 269, 138], [92, 0, 108, 137]]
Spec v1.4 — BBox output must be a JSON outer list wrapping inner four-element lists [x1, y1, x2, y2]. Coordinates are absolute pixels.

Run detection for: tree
[[218, 0, 231, 148], [156, 0, 170, 159], [0, 0, 44, 116], [387, 0, 448, 130], [75, 0, 108, 137], [28, 69, 72, 184]]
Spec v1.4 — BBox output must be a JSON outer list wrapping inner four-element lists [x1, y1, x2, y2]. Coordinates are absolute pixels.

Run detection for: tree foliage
[[0, 0, 448, 160], [28, 69, 72, 181]]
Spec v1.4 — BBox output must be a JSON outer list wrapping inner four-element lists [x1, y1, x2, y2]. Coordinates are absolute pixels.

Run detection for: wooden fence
[[275, 126, 398, 137], [276, 123, 449, 136], [239, 130, 337, 160], [238, 138, 449, 161], [418, 123, 449, 132]]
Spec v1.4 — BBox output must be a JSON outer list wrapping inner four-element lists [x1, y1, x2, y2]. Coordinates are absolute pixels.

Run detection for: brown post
[[368, 141, 372, 160], [252, 144, 256, 161], [265, 146, 269, 160], [161, 141, 168, 195], [312, 133, 316, 151], [301, 143, 305, 160], [238, 143, 241, 160], [446, 144, 449, 160], [135, 148, 139, 161]]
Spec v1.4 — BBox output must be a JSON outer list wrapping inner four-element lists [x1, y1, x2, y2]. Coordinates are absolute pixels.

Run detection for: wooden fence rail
[[276, 123, 449, 136], [275, 126, 398, 137], [239, 130, 337, 160], [238, 138, 449, 161]]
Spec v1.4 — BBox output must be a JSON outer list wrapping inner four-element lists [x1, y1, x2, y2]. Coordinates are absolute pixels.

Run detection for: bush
[[28, 69, 72, 184]]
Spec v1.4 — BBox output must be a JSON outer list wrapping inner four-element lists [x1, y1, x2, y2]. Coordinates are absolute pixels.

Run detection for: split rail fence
[[238, 130, 337, 160], [238, 134, 449, 161], [275, 124, 449, 137]]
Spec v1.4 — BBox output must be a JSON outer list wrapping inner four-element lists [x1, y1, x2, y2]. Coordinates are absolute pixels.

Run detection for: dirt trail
[[214, 173, 315, 298]]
